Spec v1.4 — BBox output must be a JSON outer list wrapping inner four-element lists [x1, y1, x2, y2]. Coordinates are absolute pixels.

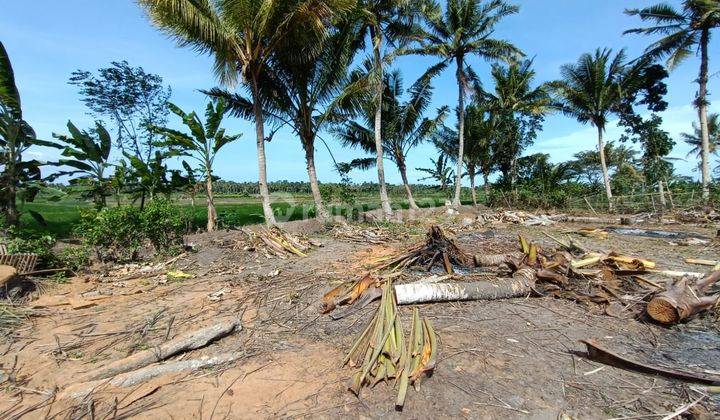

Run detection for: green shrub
[[75, 206, 144, 261], [5, 228, 57, 268], [57, 245, 91, 271], [140, 198, 186, 255], [74, 200, 186, 262]]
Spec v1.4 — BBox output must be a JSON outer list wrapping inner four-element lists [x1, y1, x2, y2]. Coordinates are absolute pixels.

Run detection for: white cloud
[[528, 101, 719, 178]]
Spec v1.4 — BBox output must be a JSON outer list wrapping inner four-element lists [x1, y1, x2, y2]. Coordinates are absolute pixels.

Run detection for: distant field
[[19, 192, 474, 239]]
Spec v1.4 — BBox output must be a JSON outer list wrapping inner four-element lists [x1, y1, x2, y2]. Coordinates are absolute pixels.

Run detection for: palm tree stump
[[647, 271, 720, 324]]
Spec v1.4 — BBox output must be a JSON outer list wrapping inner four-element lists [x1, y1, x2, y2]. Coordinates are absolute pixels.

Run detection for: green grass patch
[[18, 192, 477, 239]]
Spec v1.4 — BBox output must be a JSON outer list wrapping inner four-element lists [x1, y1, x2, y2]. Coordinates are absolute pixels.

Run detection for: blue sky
[[2, 0, 719, 185]]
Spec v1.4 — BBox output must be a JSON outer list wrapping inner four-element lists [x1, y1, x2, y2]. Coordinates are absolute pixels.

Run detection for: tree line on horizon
[[2, 0, 720, 231]]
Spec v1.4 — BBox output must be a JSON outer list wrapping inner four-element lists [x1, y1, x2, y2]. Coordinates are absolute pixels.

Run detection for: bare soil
[[2, 207, 719, 419]]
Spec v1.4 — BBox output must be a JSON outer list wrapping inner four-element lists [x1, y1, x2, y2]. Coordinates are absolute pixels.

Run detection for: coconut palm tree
[[137, 0, 351, 225], [552, 48, 631, 210], [402, 0, 521, 207], [625, 1, 720, 201], [681, 112, 720, 159], [336, 70, 447, 209], [152, 100, 241, 232], [346, 0, 429, 219], [435, 104, 494, 206], [206, 26, 357, 220], [483, 59, 553, 188]]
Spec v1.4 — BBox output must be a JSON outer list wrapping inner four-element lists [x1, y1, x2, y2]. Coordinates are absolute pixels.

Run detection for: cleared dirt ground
[[1, 207, 719, 419]]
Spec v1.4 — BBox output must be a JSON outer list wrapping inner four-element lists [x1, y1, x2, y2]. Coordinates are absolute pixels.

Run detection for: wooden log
[[646, 271, 720, 324], [60, 353, 239, 400], [394, 268, 536, 305], [80, 319, 240, 381]]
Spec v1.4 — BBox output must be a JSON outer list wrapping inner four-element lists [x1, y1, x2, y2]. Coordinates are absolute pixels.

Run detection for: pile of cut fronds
[[511, 234, 660, 309], [369, 226, 472, 274], [234, 226, 318, 258], [344, 280, 436, 409]]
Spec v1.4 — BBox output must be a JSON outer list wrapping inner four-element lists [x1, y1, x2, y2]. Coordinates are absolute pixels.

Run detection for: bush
[[56, 245, 91, 271], [141, 198, 186, 255], [74, 199, 187, 262], [75, 206, 144, 261], [5, 228, 57, 269]]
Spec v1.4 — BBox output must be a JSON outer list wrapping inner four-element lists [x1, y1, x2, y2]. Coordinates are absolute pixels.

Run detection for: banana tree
[[49, 121, 113, 208], [0, 41, 60, 227], [416, 153, 454, 196], [153, 100, 240, 232]]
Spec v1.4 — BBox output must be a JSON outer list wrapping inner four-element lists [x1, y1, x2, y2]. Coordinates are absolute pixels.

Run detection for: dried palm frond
[[226, 226, 318, 258]]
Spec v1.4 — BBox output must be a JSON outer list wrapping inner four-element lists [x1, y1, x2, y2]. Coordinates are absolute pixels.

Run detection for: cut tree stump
[[0, 265, 17, 285], [80, 319, 241, 381], [394, 268, 536, 305], [646, 271, 720, 324]]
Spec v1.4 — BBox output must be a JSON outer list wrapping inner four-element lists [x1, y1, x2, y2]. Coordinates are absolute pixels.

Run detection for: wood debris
[[221, 226, 318, 258], [369, 226, 473, 274], [581, 338, 720, 385], [478, 211, 555, 226], [331, 223, 393, 244], [79, 319, 241, 381]]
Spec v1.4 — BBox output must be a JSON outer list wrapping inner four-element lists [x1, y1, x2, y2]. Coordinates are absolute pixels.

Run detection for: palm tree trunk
[[697, 28, 711, 201], [251, 73, 277, 225], [483, 172, 490, 204], [469, 170, 478, 207], [303, 138, 329, 220], [206, 171, 217, 232], [398, 161, 419, 210], [597, 125, 613, 211], [370, 26, 393, 220], [453, 56, 465, 208]]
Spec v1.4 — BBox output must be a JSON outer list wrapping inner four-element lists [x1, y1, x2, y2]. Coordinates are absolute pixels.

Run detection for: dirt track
[[2, 207, 719, 419]]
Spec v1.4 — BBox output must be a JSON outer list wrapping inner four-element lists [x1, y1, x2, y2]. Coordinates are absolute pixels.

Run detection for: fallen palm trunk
[[581, 338, 720, 385], [80, 319, 241, 381], [394, 268, 536, 305], [60, 353, 239, 400], [646, 271, 720, 324]]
